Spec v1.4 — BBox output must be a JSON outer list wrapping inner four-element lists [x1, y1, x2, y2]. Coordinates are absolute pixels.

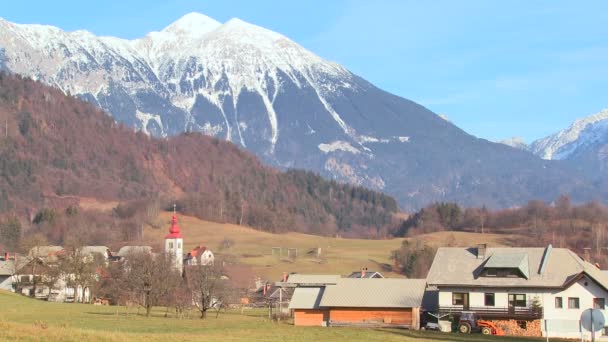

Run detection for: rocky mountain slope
[[0, 73, 398, 236], [1, 13, 604, 209], [528, 108, 608, 177]]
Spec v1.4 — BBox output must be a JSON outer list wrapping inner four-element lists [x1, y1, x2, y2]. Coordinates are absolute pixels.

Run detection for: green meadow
[[1, 290, 557, 342]]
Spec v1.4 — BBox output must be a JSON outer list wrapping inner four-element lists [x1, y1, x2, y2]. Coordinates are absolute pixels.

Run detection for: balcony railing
[[438, 305, 543, 319]]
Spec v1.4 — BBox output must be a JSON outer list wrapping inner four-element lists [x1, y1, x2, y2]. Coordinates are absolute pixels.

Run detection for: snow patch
[[531, 108, 608, 160], [318, 141, 360, 154], [135, 110, 163, 135], [200, 122, 223, 136]]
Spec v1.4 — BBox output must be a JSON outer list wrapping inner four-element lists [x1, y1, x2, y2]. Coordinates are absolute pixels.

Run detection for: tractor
[[457, 311, 506, 335]]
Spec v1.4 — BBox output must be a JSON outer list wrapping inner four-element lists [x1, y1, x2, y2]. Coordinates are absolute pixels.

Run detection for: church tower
[[165, 204, 183, 273]]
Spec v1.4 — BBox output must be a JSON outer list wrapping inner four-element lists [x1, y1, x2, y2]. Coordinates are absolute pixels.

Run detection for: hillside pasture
[[141, 212, 519, 280]]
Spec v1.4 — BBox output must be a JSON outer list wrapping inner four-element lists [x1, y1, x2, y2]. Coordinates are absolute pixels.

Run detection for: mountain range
[[1, 13, 606, 209], [501, 108, 608, 178]]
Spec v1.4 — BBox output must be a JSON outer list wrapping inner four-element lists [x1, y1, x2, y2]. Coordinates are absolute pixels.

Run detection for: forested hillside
[[0, 73, 398, 244], [391, 196, 608, 278]]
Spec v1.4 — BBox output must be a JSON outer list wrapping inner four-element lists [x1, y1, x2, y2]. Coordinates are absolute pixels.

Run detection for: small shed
[[289, 278, 426, 329], [289, 287, 327, 326], [321, 278, 425, 329]]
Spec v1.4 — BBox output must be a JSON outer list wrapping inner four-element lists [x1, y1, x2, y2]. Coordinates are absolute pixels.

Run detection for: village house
[[0, 252, 16, 291], [426, 244, 608, 338], [287, 276, 426, 329], [347, 267, 384, 278], [184, 245, 215, 266]]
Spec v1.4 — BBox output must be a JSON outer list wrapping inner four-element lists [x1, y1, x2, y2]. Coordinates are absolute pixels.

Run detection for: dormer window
[[480, 253, 530, 279]]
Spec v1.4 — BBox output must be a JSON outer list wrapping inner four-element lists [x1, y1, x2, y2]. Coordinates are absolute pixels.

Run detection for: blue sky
[[2, 0, 607, 142]]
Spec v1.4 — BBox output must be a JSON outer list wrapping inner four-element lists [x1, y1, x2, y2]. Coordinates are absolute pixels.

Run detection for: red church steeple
[[165, 204, 183, 239]]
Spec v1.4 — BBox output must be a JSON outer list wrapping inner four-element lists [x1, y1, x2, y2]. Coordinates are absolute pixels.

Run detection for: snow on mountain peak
[[161, 12, 221, 35], [531, 108, 608, 160], [498, 136, 529, 151]]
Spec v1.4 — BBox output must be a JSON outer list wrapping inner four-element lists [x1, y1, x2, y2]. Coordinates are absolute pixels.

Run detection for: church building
[[165, 207, 184, 273]]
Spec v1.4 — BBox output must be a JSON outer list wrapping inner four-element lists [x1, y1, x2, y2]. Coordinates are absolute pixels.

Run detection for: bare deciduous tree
[[185, 262, 226, 319], [57, 239, 104, 303], [122, 251, 180, 317]]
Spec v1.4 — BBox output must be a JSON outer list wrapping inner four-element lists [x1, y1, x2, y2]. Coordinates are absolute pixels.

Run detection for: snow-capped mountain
[[1, 13, 605, 209], [530, 109, 608, 160], [529, 109, 608, 177], [498, 137, 529, 151]]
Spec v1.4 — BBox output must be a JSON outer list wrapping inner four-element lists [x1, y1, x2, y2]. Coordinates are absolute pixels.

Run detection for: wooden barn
[[289, 278, 425, 329]]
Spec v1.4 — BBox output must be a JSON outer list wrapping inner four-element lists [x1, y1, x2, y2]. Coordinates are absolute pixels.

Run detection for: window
[[594, 298, 605, 309], [453, 293, 466, 306], [568, 297, 580, 309], [555, 297, 563, 309], [485, 293, 495, 306], [508, 294, 526, 307], [178, 242, 181, 249], [169, 242, 173, 249]]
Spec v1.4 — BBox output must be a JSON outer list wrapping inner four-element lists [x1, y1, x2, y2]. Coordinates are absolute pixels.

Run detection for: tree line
[[391, 195, 608, 278]]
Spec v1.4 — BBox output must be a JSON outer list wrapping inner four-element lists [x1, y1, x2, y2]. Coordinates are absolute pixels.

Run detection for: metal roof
[[288, 287, 324, 309], [0, 260, 15, 276], [484, 252, 530, 279], [117, 246, 152, 257], [427, 246, 608, 289], [286, 274, 340, 285], [348, 271, 384, 278], [319, 278, 426, 308], [81, 246, 109, 256]]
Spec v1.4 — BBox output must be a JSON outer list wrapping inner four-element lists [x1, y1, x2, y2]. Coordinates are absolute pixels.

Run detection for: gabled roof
[[117, 246, 152, 257], [28, 246, 63, 259], [0, 259, 15, 276], [286, 274, 340, 285], [289, 287, 324, 309], [426, 246, 608, 290], [81, 246, 109, 257], [319, 278, 426, 308], [348, 271, 384, 278]]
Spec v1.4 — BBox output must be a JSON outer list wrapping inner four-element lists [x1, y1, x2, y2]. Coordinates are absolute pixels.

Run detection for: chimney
[[361, 267, 367, 278], [583, 248, 591, 262], [263, 283, 267, 296], [3, 252, 8, 261], [477, 244, 487, 259], [282, 272, 287, 282]]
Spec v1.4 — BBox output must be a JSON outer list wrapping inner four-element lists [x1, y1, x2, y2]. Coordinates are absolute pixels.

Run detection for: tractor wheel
[[458, 323, 471, 334], [481, 327, 492, 335]]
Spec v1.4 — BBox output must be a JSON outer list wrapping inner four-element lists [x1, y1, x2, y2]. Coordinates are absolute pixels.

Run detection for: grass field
[[140, 212, 517, 280], [0, 290, 553, 342]]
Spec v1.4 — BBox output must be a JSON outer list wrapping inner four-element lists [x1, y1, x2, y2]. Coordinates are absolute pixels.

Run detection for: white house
[[426, 244, 608, 338], [184, 245, 214, 266]]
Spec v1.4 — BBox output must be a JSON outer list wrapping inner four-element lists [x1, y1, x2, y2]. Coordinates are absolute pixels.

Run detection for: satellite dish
[[581, 308, 606, 332]]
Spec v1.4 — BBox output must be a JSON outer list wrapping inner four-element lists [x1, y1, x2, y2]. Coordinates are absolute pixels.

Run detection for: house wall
[[438, 277, 608, 339], [294, 309, 328, 326], [438, 287, 544, 309], [541, 276, 608, 339], [329, 307, 413, 326]]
